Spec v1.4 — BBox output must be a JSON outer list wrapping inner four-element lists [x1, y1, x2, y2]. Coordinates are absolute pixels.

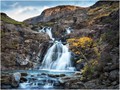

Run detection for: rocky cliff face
[[1, 13, 50, 70], [24, 5, 82, 24]]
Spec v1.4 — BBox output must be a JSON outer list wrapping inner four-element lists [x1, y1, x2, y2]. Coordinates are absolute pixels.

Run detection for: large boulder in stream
[[11, 72, 21, 87]]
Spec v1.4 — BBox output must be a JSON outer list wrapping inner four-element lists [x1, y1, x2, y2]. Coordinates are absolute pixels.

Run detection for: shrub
[[67, 37, 93, 55], [81, 59, 98, 79]]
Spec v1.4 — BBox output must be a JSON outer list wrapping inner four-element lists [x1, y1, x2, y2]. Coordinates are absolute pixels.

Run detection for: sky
[[1, 0, 98, 21]]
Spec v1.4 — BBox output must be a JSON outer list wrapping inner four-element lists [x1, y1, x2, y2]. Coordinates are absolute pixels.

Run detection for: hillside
[[0, 13, 23, 25], [24, 5, 82, 24], [1, 13, 50, 70], [1, 0, 119, 89]]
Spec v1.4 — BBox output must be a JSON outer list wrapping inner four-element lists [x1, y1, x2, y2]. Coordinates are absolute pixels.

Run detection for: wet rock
[[59, 76, 81, 85], [20, 77, 27, 83], [21, 73, 28, 76], [59, 74, 66, 77], [74, 71, 82, 75], [11, 72, 21, 87], [48, 74, 59, 78], [41, 73, 47, 75]]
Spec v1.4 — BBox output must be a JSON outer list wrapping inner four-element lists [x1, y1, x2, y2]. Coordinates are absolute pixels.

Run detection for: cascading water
[[17, 27, 75, 89], [40, 41, 72, 70], [39, 27, 54, 41], [39, 27, 75, 71], [65, 27, 73, 34]]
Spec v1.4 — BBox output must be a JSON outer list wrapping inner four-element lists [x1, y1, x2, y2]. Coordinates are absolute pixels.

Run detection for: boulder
[[109, 70, 118, 81], [11, 72, 21, 87], [84, 79, 99, 89], [69, 82, 85, 89], [74, 71, 82, 75]]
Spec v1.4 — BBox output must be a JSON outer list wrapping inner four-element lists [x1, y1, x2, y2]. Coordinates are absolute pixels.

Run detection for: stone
[[21, 73, 28, 76], [20, 77, 27, 83], [48, 74, 59, 78], [1, 74, 11, 85], [59, 74, 66, 77], [75, 63, 84, 71], [11, 72, 21, 87], [74, 71, 82, 75], [111, 81, 117, 86], [84, 80, 97, 89], [41, 73, 47, 75], [70, 82, 85, 89], [109, 70, 118, 81]]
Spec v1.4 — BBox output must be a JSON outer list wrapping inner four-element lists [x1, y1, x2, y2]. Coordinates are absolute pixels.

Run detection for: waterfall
[[40, 41, 73, 70], [39, 27, 54, 41], [66, 27, 72, 34], [39, 27, 75, 71]]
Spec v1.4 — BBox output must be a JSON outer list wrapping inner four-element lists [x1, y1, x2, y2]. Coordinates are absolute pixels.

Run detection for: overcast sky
[[1, 0, 98, 21]]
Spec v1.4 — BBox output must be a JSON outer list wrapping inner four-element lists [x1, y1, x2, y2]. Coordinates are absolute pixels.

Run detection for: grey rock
[[109, 70, 118, 81], [11, 72, 21, 87]]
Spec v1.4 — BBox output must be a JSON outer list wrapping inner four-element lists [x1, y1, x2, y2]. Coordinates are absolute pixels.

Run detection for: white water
[[39, 27, 75, 71], [40, 41, 73, 70], [39, 27, 54, 41], [66, 27, 72, 34]]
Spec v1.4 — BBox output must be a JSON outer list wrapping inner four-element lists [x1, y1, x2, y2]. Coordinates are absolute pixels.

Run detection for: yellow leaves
[[67, 37, 94, 55], [67, 36, 93, 49]]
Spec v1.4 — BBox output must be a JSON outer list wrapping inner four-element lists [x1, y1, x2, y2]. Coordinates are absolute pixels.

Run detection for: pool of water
[[2, 69, 75, 89]]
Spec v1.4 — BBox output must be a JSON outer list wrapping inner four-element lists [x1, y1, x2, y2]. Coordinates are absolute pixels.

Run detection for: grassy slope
[[0, 13, 24, 25]]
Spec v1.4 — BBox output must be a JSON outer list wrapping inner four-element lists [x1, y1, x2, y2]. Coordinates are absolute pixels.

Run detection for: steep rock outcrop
[[24, 5, 82, 24], [1, 13, 50, 70]]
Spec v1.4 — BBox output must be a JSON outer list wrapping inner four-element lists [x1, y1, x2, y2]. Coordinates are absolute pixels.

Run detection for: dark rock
[[21, 73, 28, 76], [20, 77, 27, 83], [59, 74, 66, 77], [48, 74, 59, 78], [65, 81, 85, 89], [84, 79, 98, 89], [109, 70, 118, 81], [72, 82, 85, 89], [1, 74, 11, 85], [41, 73, 47, 75], [111, 81, 117, 86], [75, 63, 84, 71]]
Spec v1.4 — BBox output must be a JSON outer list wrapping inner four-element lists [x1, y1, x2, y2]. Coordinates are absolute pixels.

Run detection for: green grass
[[0, 13, 24, 25]]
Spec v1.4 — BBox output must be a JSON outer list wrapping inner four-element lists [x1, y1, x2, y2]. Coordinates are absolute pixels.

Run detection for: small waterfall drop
[[39, 27, 54, 41], [66, 27, 72, 34]]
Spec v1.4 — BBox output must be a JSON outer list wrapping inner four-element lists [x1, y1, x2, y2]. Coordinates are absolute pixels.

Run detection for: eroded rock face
[[1, 15, 50, 70], [24, 5, 81, 24]]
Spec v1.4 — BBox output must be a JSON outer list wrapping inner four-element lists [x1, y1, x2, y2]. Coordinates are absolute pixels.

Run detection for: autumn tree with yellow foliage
[[67, 36, 94, 55]]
